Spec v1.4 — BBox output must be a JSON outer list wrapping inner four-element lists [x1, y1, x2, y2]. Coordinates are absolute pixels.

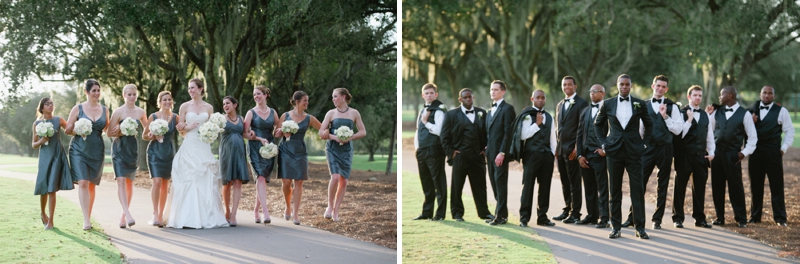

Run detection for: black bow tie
[[424, 104, 431, 108], [619, 97, 629, 102], [692, 109, 701, 112], [492, 103, 498, 107], [465, 110, 474, 114], [591, 104, 599, 108], [652, 98, 662, 103], [760, 106, 770, 110], [725, 108, 734, 112]]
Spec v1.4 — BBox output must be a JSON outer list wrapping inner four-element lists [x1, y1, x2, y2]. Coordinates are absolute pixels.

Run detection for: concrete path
[[402, 151, 792, 263], [2, 164, 396, 264]]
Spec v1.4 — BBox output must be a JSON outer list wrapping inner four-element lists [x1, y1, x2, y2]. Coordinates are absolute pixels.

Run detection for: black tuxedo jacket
[[441, 107, 488, 165], [485, 100, 516, 156], [555, 95, 589, 155], [593, 96, 653, 157], [576, 104, 607, 157]]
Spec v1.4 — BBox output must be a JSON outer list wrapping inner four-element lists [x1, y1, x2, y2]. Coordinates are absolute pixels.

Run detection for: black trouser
[[608, 146, 646, 231], [580, 153, 608, 223], [557, 152, 582, 218], [711, 150, 747, 224], [487, 151, 508, 219], [519, 151, 554, 224], [748, 147, 787, 223], [672, 153, 709, 223], [451, 151, 492, 219], [627, 143, 672, 223], [416, 146, 447, 218]]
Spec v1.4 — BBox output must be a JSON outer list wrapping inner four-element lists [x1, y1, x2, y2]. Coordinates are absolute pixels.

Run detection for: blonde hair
[[157, 91, 173, 110], [334, 88, 352, 104], [255, 85, 271, 99], [123, 84, 138, 94]]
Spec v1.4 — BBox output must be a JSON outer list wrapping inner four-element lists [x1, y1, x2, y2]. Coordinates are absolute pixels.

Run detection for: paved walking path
[[402, 151, 792, 263], [1, 164, 396, 264]]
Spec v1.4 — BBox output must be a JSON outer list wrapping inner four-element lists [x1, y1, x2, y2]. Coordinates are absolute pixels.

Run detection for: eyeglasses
[[589, 90, 604, 94]]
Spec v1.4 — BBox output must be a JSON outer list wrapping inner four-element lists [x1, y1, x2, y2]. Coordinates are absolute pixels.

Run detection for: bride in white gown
[[165, 78, 229, 229]]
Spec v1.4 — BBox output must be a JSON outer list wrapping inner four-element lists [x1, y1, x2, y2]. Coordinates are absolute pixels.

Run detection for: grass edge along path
[[401, 171, 555, 263], [0, 177, 120, 263]]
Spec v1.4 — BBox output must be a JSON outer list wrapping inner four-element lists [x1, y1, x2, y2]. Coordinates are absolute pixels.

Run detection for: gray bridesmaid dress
[[112, 119, 140, 180], [325, 118, 355, 179], [219, 116, 251, 185], [277, 114, 310, 180], [146, 113, 176, 179], [247, 109, 275, 181], [34, 117, 74, 195], [69, 105, 107, 185]]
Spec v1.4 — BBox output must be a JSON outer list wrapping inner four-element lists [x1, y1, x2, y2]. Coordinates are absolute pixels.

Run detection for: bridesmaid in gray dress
[[277, 91, 322, 225], [32, 97, 74, 230], [108, 84, 149, 228], [219, 96, 252, 226], [66, 79, 110, 230], [318, 88, 367, 221], [244, 85, 280, 224], [143, 91, 178, 227]]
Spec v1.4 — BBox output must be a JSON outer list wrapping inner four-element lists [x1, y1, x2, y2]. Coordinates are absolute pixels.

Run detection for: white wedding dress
[[165, 112, 229, 229]]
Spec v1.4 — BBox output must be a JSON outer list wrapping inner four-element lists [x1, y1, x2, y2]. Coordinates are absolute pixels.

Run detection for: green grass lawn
[[402, 110, 417, 122], [401, 131, 415, 139], [6, 165, 115, 174], [308, 154, 397, 172], [402, 171, 554, 263], [0, 154, 38, 165], [0, 178, 120, 262]]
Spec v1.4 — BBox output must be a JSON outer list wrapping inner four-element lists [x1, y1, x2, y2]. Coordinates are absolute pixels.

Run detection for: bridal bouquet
[[149, 119, 169, 143], [198, 122, 222, 144], [120, 117, 138, 137], [281, 121, 299, 142], [334, 126, 353, 145], [259, 142, 278, 159], [74, 118, 93, 140], [209, 112, 227, 129], [35, 122, 55, 145]]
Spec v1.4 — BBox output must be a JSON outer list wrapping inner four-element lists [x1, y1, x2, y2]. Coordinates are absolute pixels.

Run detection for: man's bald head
[[720, 86, 738, 106], [531, 89, 546, 109]]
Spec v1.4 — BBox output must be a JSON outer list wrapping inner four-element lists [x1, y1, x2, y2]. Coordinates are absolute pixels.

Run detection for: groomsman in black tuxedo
[[672, 85, 715, 228], [485, 80, 516, 225], [747, 86, 793, 227], [553, 76, 589, 224], [704, 86, 758, 228], [622, 75, 683, 229], [509, 90, 557, 227], [594, 74, 653, 239], [440, 88, 494, 222], [413, 83, 448, 221], [576, 84, 609, 228]]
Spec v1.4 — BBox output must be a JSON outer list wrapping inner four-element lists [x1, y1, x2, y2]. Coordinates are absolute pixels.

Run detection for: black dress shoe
[[552, 212, 569, 221], [519, 222, 529, 227], [536, 220, 556, 226], [489, 218, 507, 226], [453, 216, 464, 222], [576, 218, 598, 225], [483, 214, 495, 223], [412, 215, 432, 220], [621, 219, 633, 227], [653, 222, 662, 229], [747, 219, 761, 224], [561, 216, 579, 224], [635, 230, 650, 239], [431, 216, 444, 221], [777, 222, 788, 227], [595, 221, 611, 228], [609, 229, 621, 239], [673, 221, 684, 228], [712, 219, 725, 226], [694, 221, 712, 228], [737, 222, 747, 228]]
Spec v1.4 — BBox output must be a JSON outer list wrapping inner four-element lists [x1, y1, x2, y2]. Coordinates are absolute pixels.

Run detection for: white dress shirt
[[490, 99, 504, 117], [520, 107, 557, 156], [680, 106, 716, 155], [413, 105, 445, 150], [590, 102, 602, 119], [640, 97, 683, 135], [563, 93, 576, 112], [461, 105, 476, 123], [758, 102, 795, 153], [708, 102, 758, 156], [616, 95, 633, 130]]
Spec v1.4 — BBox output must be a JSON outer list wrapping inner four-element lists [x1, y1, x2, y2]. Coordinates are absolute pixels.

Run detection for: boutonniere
[[478, 112, 483, 118], [633, 102, 641, 109], [524, 116, 530, 121], [676, 102, 682, 107], [439, 105, 445, 110], [569, 99, 575, 105]]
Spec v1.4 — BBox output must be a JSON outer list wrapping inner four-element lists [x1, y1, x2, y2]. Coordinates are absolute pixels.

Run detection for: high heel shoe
[[293, 219, 300, 225], [83, 224, 92, 231], [323, 207, 333, 219], [255, 218, 261, 224], [41, 213, 49, 227], [284, 214, 291, 221]]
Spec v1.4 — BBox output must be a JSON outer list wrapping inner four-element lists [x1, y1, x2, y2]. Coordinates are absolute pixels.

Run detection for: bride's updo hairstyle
[[189, 78, 205, 97], [290, 91, 308, 107]]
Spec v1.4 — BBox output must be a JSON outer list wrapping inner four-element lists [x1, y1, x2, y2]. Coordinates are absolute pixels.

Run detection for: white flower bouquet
[[120, 117, 138, 137], [35, 122, 55, 145], [149, 119, 169, 143], [281, 120, 299, 142], [209, 112, 227, 129], [334, 126, 353, 145], [198, 122, 222, 144], [259, 142, 278, 159], [74, 118, 93, 140]]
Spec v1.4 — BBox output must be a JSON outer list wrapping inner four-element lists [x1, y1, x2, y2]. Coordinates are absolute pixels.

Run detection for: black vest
[[582, 107, 602, 153], [644, 100, 673, 146], [754, 103, 782, 149], [681, 107, 709, 155], [417, 108, 442, 149], [714, 107, 747, 152], [524, 112, 553, 154], [456, 115, 481, 153]]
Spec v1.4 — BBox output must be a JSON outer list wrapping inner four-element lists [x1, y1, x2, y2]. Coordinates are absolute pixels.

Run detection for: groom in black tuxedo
[[553, 76, 589, 224], [440, 88, 494, 222], [594, 74, 653, 239], [485, 80, 516, 225]]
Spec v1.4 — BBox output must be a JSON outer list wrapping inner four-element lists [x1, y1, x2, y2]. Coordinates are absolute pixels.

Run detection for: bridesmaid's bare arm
[[308, 115, 322, 131], [64, 105, 80, 135], [142, 114, 155, 141], [351, 109, 367, 141], [318, 110, 333, 139]]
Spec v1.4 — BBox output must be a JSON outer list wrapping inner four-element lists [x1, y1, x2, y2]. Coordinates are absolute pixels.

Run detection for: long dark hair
[[37, 97, 51, 119]]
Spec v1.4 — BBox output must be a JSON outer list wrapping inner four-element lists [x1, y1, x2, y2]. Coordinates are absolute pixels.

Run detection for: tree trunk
[[368, 148, 375, 162], [386, 117, 396, 175]]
